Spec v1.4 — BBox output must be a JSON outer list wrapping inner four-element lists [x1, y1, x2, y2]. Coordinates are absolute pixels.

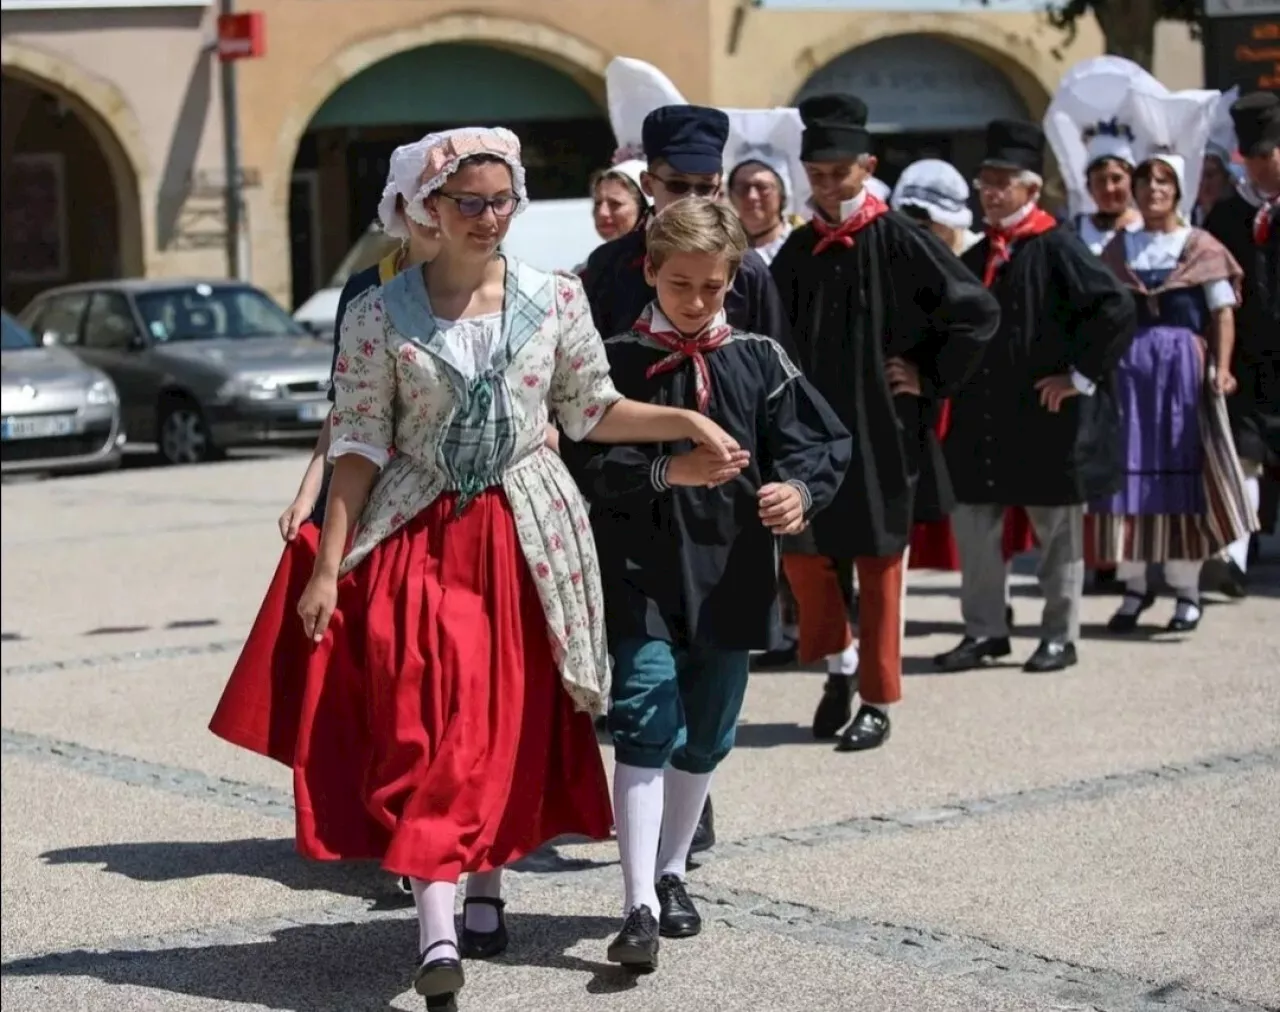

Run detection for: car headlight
[[219, 375, 281, 401], [86, 378, 118, 405]]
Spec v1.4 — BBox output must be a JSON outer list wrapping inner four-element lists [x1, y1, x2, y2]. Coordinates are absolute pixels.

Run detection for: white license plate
[[1, 414, 76, 440], [296, 401, 330, 422]]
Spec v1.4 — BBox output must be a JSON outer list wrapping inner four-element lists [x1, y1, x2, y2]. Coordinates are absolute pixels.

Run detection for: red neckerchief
[[982, 204, 1058, 287], [1255, 196, 1278, 247], [636, 303, 732, 414], [811, 192, 890, 255]]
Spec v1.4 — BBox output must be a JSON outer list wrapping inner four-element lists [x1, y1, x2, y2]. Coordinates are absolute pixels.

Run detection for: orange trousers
[[782, 552, 906, 706]]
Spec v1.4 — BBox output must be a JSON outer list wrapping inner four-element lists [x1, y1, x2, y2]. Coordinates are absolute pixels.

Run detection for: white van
[[293, 197, 601, 339]]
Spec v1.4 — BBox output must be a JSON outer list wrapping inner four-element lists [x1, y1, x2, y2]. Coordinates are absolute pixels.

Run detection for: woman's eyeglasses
[[653, 176, 720, 198], [436, 193, 519, 218]]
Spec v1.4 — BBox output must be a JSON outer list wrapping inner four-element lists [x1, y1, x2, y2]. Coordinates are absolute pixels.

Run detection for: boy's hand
[[667, 445, 751, 488], [758, 482, 806, 534]]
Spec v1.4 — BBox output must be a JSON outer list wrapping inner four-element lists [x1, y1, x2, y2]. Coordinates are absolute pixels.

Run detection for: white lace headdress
[[1043, 55, 1160, 217], [377, 127, 529, 240], [1120, 79, 1221, 219], [606, 56, 688, 166], [722, 107, 810, 215]]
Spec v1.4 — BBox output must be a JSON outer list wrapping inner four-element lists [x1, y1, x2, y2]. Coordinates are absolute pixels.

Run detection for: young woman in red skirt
[[212, 127, 738, 1011]]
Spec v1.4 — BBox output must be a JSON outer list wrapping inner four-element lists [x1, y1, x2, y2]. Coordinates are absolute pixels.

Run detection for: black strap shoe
[[1023, 640, 1078, 673], [414, 939, 464, 998], [689, 795, 716, 854], [834, 704, 890, 752], [607, 905, 660, 972], [812, 674, 855, 739], [1166, 599, 1202, 633], [459, 896, 508, 960], [933, 636, 1012, 673], [1107, 591, 1155, 633], [655, 873, 702, 938]]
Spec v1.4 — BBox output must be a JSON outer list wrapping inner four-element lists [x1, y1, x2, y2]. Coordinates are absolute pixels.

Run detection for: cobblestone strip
[[1, 640, 244, 678]]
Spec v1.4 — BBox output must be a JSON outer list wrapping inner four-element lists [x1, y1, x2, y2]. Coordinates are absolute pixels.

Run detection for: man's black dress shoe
[[655, 874, 702, 938], [689, 796, 716, 854], [933, 636, 1012, 672], [750, 638, 798, 670], [812, 673, 854, 739], [1023, 640, 1078, 673], [1201, 557, 1247, 599], [414, 939, 464, 1000], [1106, 591, 1155, 633], [459, 897, 508, 959], [1165, 600, 1202, 633], [607, 905, 660, 972], [834, 704, 890, 752]]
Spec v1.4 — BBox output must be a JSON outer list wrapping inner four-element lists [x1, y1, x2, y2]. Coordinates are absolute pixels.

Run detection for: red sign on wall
[[217, 12, 266, 62]]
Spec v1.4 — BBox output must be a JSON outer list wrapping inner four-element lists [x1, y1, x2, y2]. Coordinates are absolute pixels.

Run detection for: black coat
[[1205, 193, 1280, 466], [771, 211, 1000, 558], [951, 227, 1136, 507]]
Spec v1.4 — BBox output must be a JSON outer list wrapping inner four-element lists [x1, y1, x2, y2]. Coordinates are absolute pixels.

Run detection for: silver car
[[19, 279, 334, 465], [2, 310, 123, 476]]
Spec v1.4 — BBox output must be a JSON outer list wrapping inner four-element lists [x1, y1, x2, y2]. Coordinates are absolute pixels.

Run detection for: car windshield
[[2, 310, 38, 350], [134, 285, 307, 342]]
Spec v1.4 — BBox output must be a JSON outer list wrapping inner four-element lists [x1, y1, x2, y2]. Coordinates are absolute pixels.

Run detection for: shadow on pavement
[[2, 912, 627, 1011]]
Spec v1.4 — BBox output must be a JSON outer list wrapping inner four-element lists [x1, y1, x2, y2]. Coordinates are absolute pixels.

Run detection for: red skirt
[[210, 489, 612, 882], [909, 509, 1038, 571]]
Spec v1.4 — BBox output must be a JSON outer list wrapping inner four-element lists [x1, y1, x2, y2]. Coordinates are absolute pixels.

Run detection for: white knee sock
[[410, 879, 458, 958], [1165, 560, 1203, 621], [1226, 477, 1261, 572], [657, 769, 714, 880], [614, 763, 664, 916], [826, 641, 859, 675], [464, 869, 503, 933], [1116, 561, 1147, 611]]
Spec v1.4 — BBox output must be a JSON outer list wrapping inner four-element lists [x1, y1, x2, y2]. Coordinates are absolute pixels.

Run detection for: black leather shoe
[[426, 995, 458, 1012], [607, 905, 660, 972], [1106, 592, 1155, 633], [655, 874, 702, 938], [1023, 640, 1078, 673], [834, 704, 890, 752], [414, 939, 464, 999], [933, 636, 1012, 673], [689, 796, 716, 854], [1165, 599, 1202, 633], [459, 897, 508, 959], [750, 638, 798, 670], [812, 674, 855, 739]]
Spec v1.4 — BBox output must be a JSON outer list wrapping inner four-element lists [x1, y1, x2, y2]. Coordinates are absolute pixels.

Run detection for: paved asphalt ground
[[2, 454, 1278, 1012]]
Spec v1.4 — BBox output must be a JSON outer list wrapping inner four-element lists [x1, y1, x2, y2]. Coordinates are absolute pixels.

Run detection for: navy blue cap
[[642, 105, 730, 175]]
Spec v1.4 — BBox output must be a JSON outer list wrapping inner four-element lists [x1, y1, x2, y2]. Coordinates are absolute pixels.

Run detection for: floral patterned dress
[[212, 257, 621, 882]]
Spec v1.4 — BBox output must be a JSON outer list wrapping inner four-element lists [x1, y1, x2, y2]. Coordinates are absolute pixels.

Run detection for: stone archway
[[0, 40, 148, 304]]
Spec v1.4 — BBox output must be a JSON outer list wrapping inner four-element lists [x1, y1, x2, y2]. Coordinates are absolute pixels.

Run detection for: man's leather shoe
[[933, 636, 1011, 672], [689, 796, 715, 854], [751, 639, 798, 670], [655, 874, 701, 938], [1023, 640, 1078, 672], [834, 704, 890, 752], [607, 905, 660, 972], [812, 674, 854, 739]]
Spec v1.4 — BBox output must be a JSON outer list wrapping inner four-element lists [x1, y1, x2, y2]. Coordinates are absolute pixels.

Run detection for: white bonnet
[[891, 159, 973, 230], [722, 106, 810, 215], [595, 158, 651, 205], [1121, 79, 1220, 217], [606, 57, 687, 165], [377, 127, 529, 240]]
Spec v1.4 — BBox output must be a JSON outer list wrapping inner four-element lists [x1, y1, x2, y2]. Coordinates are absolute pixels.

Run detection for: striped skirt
[[1088, 359, 1258, 564]]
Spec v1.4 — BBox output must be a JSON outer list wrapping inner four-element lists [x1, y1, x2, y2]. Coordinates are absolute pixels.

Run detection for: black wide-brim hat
[[799, 93, 872, 162], [981, 118, 1045, 175], [1230, 91, 1280, 158]]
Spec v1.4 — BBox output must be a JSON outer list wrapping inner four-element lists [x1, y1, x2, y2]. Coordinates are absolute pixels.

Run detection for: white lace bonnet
[[1043, 56, 1158, 217], [1119, 79, 1220, 218], [722, 107, 811, 215], [377, 127, 529, 239], [607, 56, 688, 168]]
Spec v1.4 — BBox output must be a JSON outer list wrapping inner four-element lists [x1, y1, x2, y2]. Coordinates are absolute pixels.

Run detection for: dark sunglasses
[[435, 192, 519, 218], [653, 176, 720, 197]]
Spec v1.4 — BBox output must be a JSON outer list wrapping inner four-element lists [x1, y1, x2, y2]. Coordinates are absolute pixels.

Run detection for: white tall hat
[[722, 106, 809, 215], [1120, 78, 1220, 218], [1043, 55, 1161, 216], [606, 57, 688, 166]]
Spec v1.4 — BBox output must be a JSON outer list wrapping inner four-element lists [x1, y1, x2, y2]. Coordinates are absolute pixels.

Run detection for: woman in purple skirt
[[1094, 143, 1257, 634]]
